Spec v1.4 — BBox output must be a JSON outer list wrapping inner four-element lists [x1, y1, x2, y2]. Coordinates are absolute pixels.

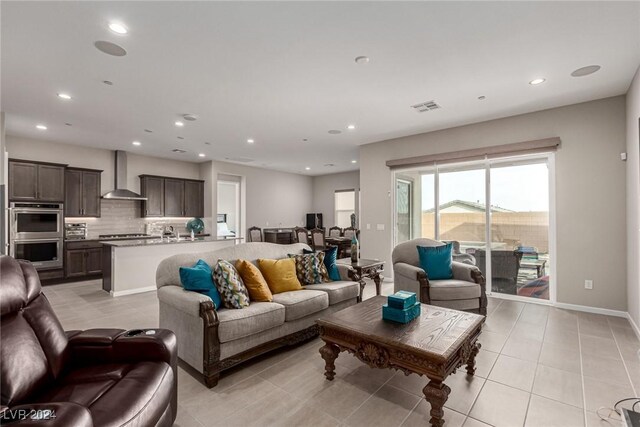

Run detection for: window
[[335, 190, 356, 228]]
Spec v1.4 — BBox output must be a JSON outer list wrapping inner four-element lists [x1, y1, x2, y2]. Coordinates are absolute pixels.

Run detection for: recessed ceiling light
[[529, 78, 546, 85], [65, 123, 72, 126], [571, 65, 601, 77], [175, 121, 184, 127], [57, 93, 71, 100], [328, 130, 342, 135], [108, 22, 128, 35], [478, 96, 486, 100], [177, 136, 184, 140], [103, 80, 113, 86], [355, 56, 370, 64], [351, 160, 357, 164], [305, 167, 311, 171], [144, 129, 152, 133], [36, 124, 47, 130], [247, 139, 254, 144], [347, 124, 356, 130], [198, 153, 206, 158], [132, 141, 141, 146], [183, 114, 197, 121]]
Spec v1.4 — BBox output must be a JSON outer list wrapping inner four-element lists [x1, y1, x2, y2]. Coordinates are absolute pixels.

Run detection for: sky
[[420, 162, 549, 212]]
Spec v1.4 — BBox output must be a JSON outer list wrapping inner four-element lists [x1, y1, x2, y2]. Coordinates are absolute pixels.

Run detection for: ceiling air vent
[[172, 148, 187, 154], [411, 100, 441, 113], [224, 157, 254, 163]]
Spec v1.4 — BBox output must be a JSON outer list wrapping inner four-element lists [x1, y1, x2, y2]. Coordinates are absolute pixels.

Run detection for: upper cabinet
[[65, 168, 102, 217], [9, 160, 65, 202], [140, 175, 203, 218]]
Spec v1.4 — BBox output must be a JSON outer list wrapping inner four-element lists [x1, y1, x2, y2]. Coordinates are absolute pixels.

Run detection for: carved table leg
[[423, 379, 451, 427], [372, 271, 382, 296], [349, 270, 365, 303], [319, 342, 340, 381], [466, 342, 481, 376]]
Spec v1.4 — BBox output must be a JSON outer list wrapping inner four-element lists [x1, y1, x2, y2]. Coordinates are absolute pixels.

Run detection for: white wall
[[312, 171, 360, 228], [4, 135, 200, 194], [626, 66, 640, 328], [200, 160, 314, 237], [360, 96, 627, 311]]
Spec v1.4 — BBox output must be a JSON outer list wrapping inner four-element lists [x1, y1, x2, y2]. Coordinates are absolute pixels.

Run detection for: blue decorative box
[[382, 301, 421, 324], [387, 291, 417, 310]]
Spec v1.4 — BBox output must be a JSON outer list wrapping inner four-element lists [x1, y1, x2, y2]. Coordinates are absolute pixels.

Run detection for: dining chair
[[248, 226, 263, 242], [328, 226, 342, 237], [310, 228, 326, 250], [343, 227, 358, 240], [294, 226, 310, 245]]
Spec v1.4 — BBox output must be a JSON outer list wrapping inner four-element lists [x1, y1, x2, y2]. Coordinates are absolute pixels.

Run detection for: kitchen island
[[102, 236, 242, 296]]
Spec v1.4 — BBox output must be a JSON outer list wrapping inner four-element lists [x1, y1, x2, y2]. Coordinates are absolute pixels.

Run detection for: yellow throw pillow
[[257, 258, 303, 294], [235, 259, 273, 302]]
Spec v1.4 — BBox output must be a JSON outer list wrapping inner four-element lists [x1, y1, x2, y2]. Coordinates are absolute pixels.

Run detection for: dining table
[[325, 236, 352, 258]]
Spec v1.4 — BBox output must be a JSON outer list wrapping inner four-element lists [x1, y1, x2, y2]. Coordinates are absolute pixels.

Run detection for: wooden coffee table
[[317, 296, 484, 427], [337, 258, 384, 302]]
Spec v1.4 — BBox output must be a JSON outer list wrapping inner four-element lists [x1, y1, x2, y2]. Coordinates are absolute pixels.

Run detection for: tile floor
[[42, 279, 640, 427]]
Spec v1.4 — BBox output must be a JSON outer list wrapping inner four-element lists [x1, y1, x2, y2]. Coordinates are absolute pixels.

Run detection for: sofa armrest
[[336, 263, 354, 281], [158, 285, 213, 317], [394, 262, 427, 281], [451, 261, 482, 283], [1, 402, 93, 427]]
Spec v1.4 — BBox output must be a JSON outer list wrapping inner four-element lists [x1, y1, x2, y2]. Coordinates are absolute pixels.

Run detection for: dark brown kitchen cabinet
[[164, 179, 185, 217], [9, 160, 66, 202], [140, 176, 164, 217], [65, 168, 102, 217], [65, 241, 102, 278], [140, 175, 204, 218], [184, 180, 204, 218]]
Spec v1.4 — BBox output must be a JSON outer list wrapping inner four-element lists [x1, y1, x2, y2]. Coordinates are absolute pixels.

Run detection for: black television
[[306, 213, 323, 230]]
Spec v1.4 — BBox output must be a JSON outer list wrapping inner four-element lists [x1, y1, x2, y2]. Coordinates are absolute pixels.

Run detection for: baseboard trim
[[554, 302, 627, 318], [627, 313, 640, 341], [110, 286, 156, 297]]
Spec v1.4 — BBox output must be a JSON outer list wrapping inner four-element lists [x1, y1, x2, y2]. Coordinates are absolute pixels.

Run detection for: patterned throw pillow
[[289, 252, 331, 286], [213, 260, 250, 309]]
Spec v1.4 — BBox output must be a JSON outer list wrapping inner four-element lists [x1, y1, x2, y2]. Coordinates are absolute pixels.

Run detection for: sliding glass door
[[394, 154, 553, 301]]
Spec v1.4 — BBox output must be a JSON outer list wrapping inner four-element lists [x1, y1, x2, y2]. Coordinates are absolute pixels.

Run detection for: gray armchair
[[392, 238, 487, 315]]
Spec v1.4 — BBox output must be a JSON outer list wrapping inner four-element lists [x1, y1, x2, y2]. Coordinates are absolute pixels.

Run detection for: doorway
[[217, 178, 240, 239]]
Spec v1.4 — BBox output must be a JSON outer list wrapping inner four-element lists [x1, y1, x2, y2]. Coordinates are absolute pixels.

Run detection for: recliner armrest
[[0, 402, 92, 427], [68, 328, 177, 368], [393, 262, 426, 281]]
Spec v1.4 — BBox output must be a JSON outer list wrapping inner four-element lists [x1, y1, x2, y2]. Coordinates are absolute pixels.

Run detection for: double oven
[[9, 202, 64, 270]]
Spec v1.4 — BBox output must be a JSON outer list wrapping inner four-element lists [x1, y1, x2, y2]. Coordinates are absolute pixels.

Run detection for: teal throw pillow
[[417, 243, 453, 280], [179, 259, 223, 309], [304, 247, 341, 281]]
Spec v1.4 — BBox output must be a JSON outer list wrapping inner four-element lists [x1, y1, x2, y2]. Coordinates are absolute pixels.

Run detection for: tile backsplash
[[65, 199, 209, 239]]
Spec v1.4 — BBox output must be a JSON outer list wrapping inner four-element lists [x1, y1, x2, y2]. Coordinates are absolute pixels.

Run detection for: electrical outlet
[[584, 280, 593, 290]]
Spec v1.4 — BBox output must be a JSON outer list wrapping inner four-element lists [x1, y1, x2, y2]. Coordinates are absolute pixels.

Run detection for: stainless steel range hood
[[102, 151, 147, 201]]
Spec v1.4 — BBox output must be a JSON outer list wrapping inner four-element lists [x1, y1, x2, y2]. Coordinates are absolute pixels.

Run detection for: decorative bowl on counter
[[186, 217, 205, 234]]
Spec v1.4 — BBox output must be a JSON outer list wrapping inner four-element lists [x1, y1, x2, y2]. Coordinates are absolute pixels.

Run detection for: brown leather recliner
[[0, 256, 178, 427]]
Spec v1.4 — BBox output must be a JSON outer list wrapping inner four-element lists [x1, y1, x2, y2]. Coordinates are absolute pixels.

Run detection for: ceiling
[[2, 1, 639, 176]]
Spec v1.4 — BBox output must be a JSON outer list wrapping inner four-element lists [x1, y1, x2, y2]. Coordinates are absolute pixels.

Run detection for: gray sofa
[[392, 238, 487, 315], [155, 242, 359, 387]]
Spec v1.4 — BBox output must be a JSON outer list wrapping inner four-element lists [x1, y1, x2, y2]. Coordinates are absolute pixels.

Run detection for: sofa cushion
[[235, 259, 273, 302], [289, 252, 330, 286], [429, 279, 481, 301], [213, 260, 250, 309], [271, 290, 328, 321], [217, 302, 285, 342], [304, 281, 359, 305], [257, 258, 303, 294]]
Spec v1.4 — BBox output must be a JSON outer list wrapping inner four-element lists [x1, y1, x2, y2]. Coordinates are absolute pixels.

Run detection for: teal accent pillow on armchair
[[417, 243, 453, 280], [179, 259, 223, 309]]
